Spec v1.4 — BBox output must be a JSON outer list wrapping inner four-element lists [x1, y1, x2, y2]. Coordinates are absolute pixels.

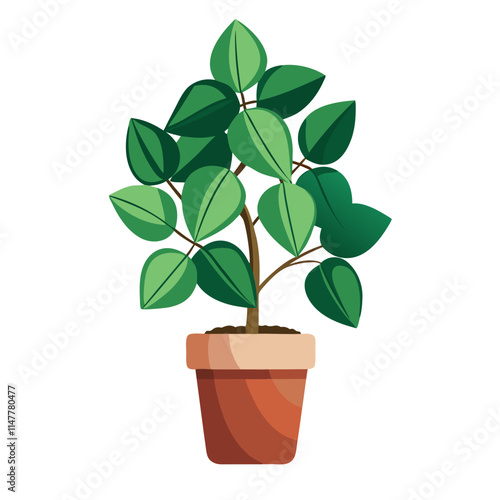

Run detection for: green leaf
[[258, 183, 316, 256], [182, 166, 245, 242], [193, 241, 257, 308], [298, 101, 356, 164], [320, 206, 391, 258], [256, 65, 325, 118], [171, 134, 232, 182], [109, 186, 177, 242], [126, 119, 179, 184], [140, 249, 197, 309], [210, 20, 267, 93], [297, 167, 391, 257], [305, 258, 362, 327], [296, 167, 351, 228], [165, 80, 240, 137], [227, 108, 292, 181]]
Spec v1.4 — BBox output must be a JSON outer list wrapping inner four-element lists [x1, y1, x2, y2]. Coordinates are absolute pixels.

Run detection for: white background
[[2, 0, 500, 499]]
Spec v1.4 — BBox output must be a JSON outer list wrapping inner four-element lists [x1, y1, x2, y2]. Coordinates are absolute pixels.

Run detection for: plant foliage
[[110, 20, 391, 330]]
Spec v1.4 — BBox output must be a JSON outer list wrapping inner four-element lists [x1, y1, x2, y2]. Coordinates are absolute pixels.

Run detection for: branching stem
[[259, 246, 322, 292], [240, 100, 257, 107], [165, 179, 202, 249], [292, 158, 312, 174]]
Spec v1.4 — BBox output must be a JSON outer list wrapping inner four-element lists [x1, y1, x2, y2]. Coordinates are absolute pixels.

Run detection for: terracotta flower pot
[[186, 333, 315, 464]]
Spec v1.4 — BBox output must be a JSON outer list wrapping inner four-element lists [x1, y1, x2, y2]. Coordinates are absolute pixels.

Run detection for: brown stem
[[234, 162, 246, 176], [166, 179, 182, 200], [174, 229, 203, 249], [240, 100, 257, 107], [240, 92, 247, 110], [259, 245, 322, 292], [252, 216, 260, 225], [286, 259, 320, 267], [292, 158, 312, 174], [241, 205, 260, 333], [164, 180, 202, 249]]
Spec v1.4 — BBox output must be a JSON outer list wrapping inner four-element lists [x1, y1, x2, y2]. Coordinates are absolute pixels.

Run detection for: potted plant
[[109, 20, 391, 464]]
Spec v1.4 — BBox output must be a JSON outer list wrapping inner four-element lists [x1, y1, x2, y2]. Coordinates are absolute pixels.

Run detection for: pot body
[[187, 333, 315, 464]]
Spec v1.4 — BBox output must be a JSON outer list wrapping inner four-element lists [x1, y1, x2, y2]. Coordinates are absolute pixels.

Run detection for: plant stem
[[241, 205, 260, 333], [252, 216, 260, 225], [292, 158, 312, 174], [166, 179, 182, 200], [240, 100, 257, 107], [164, 180, 202, 249], [259, 245, 322, 292], [234, 162, 246, 176], [240, 92, 247, 110], [174, 229, 203, 249]]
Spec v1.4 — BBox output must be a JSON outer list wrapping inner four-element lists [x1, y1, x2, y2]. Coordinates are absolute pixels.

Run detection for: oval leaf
[[192, 241, 257, 308], [305, 258, 362, 327], [126, 119, 179, 184], [210, 20, 267, 93], [296, 167, 352, 228], [182, 166, 245, 242], [140, 249, 197, 309], [258, 183, 316, 256], [165, 80, 240, 137], [171, 134, 232, 182], [298, 101, 356, 164], [257, 65, 325, 118], [297, 167, 391, 257], [227, 108, 292, 181], [320, 206, 391, 258], [109, 186, 177, 242]]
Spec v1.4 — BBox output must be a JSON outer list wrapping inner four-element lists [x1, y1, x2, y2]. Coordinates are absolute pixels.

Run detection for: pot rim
[[186, 333, 315, 370]]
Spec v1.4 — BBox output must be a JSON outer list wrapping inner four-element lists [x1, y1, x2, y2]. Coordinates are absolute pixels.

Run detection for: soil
[[204, 325, 301, 334]]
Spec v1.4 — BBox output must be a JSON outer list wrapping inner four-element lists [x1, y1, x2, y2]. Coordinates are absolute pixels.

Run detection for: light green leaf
[[305, 258, 362, 327], [192, 241, 256, 308], [297, 167, 391, 257], [165, 80, 240, 137], [227, 108, 292, 181], [210, 20, 267, 93], [257, 65, 325, 118], [182, 166, 245, 242], [258, 183, 316, 256], [171, 134, 232, 182], [298, 101, 356, 164], [140, 249, 197, 309], [126, 119, 179, 184], [109, 186, 177, 242]]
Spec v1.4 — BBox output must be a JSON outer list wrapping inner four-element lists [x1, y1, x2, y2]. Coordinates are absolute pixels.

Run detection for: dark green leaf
[[257, 65, 325, 118], [193, 241, 257, 308], [110, 186, 177, 242], [182, 166, 245, 242], [258, 183, 316, 256], [165, 80, 240, 137], [126, 119, 179, 184], [297, 167, 391, 257], [227, 108, 292, 181], [320, 206, 391, 258], [140, 249, 197, 309], [210, 20, 267, 93], [305, 258, 362, 327], [171, 134, 232, 182], [298, 101, 355, 164]]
